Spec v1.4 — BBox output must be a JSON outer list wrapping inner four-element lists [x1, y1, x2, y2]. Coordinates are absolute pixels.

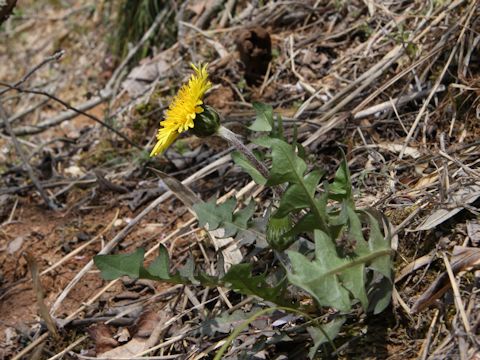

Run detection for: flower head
[[150, 63, 212, 156]]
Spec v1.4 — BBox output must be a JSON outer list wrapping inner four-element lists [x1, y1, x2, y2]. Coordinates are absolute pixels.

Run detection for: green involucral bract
[[191, 105, 221, 137]]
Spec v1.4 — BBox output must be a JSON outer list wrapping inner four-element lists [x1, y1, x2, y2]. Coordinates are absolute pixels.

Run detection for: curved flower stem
[[217, 125, 270, 179]]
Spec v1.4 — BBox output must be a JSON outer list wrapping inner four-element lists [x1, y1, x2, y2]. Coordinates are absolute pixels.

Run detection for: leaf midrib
[[278, 145, 328, 231], [298, 249, 392, 286]]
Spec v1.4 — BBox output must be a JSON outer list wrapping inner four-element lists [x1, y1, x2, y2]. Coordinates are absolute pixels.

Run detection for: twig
[[438, 150, 480, 179], [0, 177, 96, 196], [0, 99, 49, 129], [352, 44, 445, 114], [314, 45, 404, 125], [219, 0, 236, 27], [24, 251, 59, 338], [0, 104, 60, 210], [10, 92, 110, 136], [442, 253, 471, 334], [418, 309, 439, 360], [353, 85, 446, 120], [0, 83, 142, 150], [0, 50, 64, 96], [302, 113, 349, 148], [0, 195, 18, 228], [195, 0, 224, 29], [78, 354, 182, 360], [11, 333, 49, 360]]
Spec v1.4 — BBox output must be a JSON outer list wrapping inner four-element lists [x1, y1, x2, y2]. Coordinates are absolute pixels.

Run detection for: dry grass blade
[[24, 252, 59, 338], [411, 247, 480, 314], [417, 309, 439, 360], [149, 167, 245, 269], [148, 168, 200, 212], [399, 0, 477, 159], [46, 335, 88, 360], [442, 253, 471, 333]]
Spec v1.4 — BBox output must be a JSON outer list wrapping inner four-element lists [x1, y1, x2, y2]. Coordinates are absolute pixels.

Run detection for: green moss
[[237, 78, 247, 90], [173, 139, 189, 155], [359, 22, 374, 39], [272, 47, 280, 59], [79, 139, 116, 168]]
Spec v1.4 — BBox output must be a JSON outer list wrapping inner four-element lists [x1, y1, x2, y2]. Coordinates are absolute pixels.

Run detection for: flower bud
[[267, 215, 295, 251], [191, 105, 221, 138]]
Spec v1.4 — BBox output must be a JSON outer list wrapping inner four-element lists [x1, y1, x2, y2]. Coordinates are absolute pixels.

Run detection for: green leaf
[[178, 256, 198, 284], [248, 102, 273, 132], [364, 211, 392, 280], [307, 317, 345, 359], [296, 142, 307, 161], [255, 137, 329, 231], [232, 151, 267, 185], [368, 275, 392, 314], [146, 245, 171, 279], [275, 170, 323, 217], [197, 309, 255, 336], [286, 212, 317, 237], [266, 215, 295, 251], [344, 202, 369, 253], [256, 137, 307, 186], [275, 113, 284, 139], [194, 198, 262, 242], [364, 211, 393, 314], [94, 248, 291, 308], [329, 152, 352, 201], [287, 229, 391, 312], [222, 263, 287, 305], [233, 201, 256, 229], [94, 248, 145, 280], [283, 189, 330, 238], [292, 120, 298, 148], [194, 198, 237, 234], [288, 230, 351, 311], [338, 256, 368, 310]]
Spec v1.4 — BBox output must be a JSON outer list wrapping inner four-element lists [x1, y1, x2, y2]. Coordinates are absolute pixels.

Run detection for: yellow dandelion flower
[[150, 63, 212, 157]]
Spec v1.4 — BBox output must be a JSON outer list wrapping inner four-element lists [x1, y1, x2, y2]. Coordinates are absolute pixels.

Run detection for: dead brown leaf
[[88, 323, 119, 354], [97, 310, 167, 358], [133, 309, 161, 338]]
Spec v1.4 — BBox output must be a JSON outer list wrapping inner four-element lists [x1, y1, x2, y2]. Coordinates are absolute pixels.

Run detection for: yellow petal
[[150, 63, 212, 157]]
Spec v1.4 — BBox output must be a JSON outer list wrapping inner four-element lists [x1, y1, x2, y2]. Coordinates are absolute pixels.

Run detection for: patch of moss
[[385, 205, 419, 225], [78, 139, 117, 168], [173, 139, 189, 155]]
